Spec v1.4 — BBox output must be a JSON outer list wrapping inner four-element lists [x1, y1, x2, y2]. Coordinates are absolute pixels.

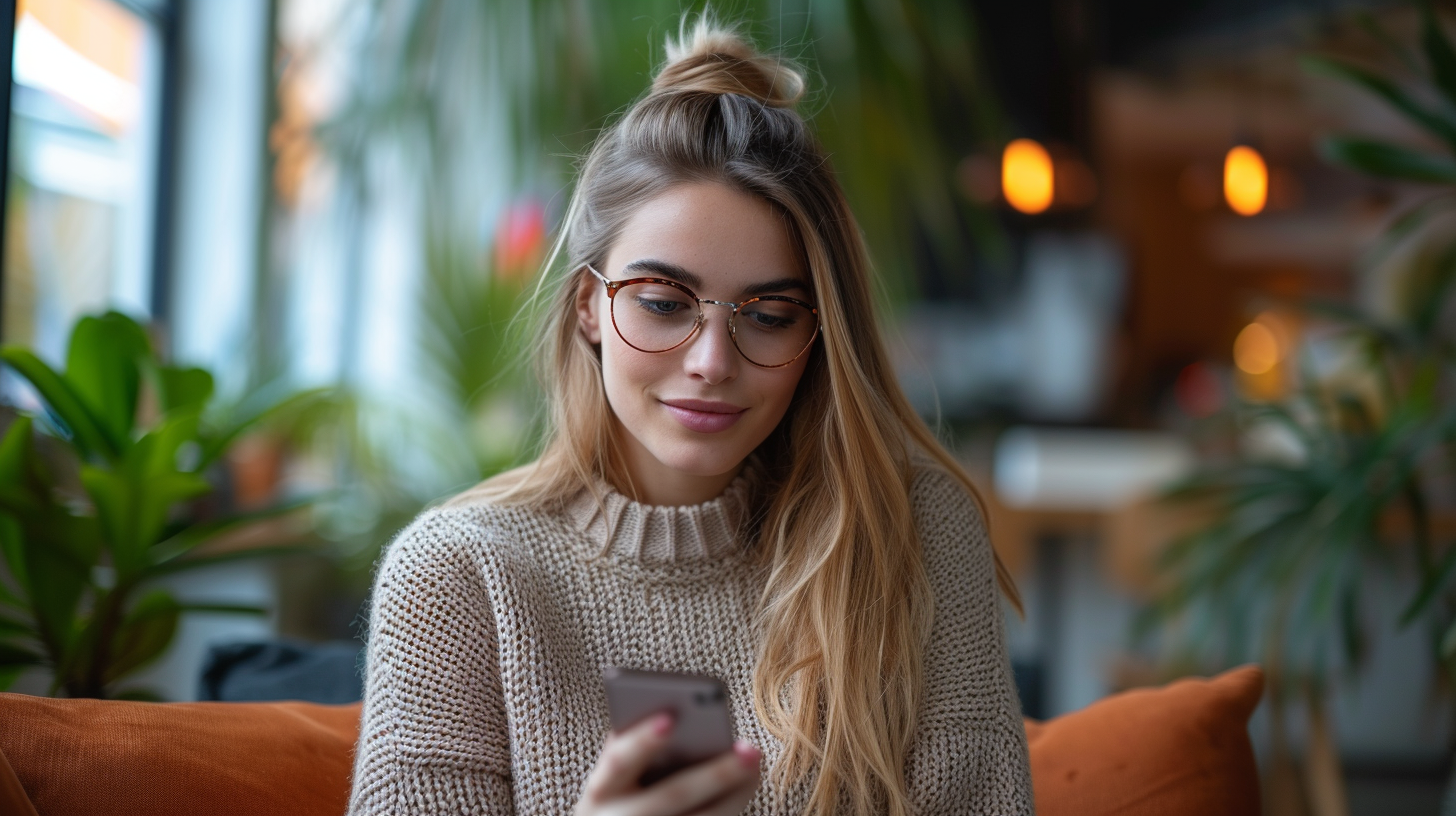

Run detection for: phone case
[[602, 666, 736, 784]]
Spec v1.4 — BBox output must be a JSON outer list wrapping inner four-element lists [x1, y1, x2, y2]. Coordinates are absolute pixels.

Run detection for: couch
[[0, 664, 1264, 816]]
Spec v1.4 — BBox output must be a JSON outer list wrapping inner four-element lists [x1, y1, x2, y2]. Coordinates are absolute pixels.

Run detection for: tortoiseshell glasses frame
[[583, 263, 820, 368]]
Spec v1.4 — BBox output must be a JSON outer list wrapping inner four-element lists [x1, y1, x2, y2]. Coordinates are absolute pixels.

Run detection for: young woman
[[347, 17, 1032, 816]]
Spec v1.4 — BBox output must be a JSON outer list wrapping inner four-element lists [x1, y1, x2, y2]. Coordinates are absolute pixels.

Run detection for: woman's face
[[576, 181, 814, 501]]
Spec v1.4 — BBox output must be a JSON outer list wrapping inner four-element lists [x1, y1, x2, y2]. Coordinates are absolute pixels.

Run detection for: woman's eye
[[636, 297, 685, 316], [746, 310, 793, 329]]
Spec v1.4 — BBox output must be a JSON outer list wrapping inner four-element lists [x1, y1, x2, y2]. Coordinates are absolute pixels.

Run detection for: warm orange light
[[1224, 145, 1267, 216], [1003, 139, 1054, 214], [1234, 320, 1281, 375]]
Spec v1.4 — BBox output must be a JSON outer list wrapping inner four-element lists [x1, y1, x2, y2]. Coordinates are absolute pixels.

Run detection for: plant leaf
[[0, 346, 115, 460], [150, 543, 316, 577], [18, 517, 99, 663], [83, 463, 210, 580], [1421, 0, 1456, 110], [134, 410, 203, 478], [197, 386, 337, 469], [1402, 546, 1456, 624], [0, 416, 37, 495], [1302, 55, 1456, 149], [1442, 618, 1456, 660], [150, 496, 317, 566], [133, 472, 212, 554], [79, 466, 136, 572], [0, 640, 44, 670], [1361, 193, 1456, 269], [0, 608, 35, 639], [1355, 11, 1422, 73], [155, 366, 214, 416], [1320, 136, 1456, 183], [0, 664, 27, 692], [63, 312, 151, 455], [103, 590, 180, 685]]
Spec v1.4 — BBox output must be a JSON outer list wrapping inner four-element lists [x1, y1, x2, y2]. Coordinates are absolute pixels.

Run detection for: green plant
[[1136, 283, 1455, 673], [1304, 2, 1456, 258], [1138, 4, 1456, 811], [1305, 0, 1456, 687], [0, 311, 325, 699]]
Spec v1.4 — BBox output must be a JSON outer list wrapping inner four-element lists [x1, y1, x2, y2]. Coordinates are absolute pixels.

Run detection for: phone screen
[[603, 666, 736, 784]]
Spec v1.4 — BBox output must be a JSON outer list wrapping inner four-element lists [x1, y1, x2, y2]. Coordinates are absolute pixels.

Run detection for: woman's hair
[[461, 14, 1021, 816]]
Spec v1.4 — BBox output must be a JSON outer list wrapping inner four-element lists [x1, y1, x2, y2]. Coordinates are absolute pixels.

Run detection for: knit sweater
[[345, 457, 1034, 815]]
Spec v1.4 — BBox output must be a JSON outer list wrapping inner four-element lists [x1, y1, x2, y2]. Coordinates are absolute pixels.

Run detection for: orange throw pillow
[[0, 693, 361, 816], [0, 665, 1263, 815], [1025, 664, 1265, 816]]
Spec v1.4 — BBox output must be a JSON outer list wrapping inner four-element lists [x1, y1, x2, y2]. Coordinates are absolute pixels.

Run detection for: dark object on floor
[[1012, 658, 1044, 720], [200, 640, 364, 704]]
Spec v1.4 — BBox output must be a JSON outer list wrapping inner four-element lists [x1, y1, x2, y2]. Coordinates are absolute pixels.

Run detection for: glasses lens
[[613, 282, 699, 352], [734, 298, 818, 366]]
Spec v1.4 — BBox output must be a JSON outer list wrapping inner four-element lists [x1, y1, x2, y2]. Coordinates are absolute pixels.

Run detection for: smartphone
[[602, 666, 736, 785]]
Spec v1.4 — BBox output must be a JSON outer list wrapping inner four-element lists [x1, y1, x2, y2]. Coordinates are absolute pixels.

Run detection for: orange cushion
[[0, 666, 1262, 815], [0, 746, 40, 816], [1025, 664, 1264, 816], [0, 693, 361, 816]]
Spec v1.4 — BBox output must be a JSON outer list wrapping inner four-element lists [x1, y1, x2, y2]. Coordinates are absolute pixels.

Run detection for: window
[[4, 0, 170, 369]]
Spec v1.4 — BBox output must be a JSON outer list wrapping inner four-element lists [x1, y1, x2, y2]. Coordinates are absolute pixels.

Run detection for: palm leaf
[[1303, 55, 1456, 150], [1320, 136, 1456, 183]]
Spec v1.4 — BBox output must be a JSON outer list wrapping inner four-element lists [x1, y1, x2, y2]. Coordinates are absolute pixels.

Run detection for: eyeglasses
[[584, 263, 820, 368]]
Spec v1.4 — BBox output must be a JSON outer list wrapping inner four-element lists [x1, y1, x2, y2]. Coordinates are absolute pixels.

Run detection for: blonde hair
[[461, 14, 1021, 816]]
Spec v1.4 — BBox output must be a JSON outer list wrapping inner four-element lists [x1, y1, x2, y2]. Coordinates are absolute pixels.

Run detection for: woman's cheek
[[599, 337, 660, 422]]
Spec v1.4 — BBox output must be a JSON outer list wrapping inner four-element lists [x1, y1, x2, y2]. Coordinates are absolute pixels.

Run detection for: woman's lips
[[661, 401, 746, 433]]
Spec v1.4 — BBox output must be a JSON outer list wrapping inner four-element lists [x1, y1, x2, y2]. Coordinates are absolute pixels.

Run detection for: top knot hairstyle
[[652, 21, 805, 107], [477, 14, 1022, 816]]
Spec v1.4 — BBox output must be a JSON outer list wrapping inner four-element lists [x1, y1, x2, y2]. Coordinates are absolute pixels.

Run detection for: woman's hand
[[575, 713, 762, 816]]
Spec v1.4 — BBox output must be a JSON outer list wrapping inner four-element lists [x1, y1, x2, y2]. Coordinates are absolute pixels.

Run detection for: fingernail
[[733, 740, 760, 767], [652, 713, 675, 735]]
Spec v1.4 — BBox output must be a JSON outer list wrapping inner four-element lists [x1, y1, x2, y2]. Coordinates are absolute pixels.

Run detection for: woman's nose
[[682, 303, 739, 383]]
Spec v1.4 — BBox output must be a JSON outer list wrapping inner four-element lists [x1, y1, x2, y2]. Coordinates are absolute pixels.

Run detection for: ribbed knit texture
[[346, 457, 1034, 815]]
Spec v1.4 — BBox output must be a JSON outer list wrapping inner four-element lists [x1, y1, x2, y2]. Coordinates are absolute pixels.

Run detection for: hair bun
[[652, 18, 805, 109]]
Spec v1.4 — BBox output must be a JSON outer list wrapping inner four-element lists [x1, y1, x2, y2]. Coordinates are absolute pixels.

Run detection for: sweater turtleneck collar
[[564, 454, 764, 564]]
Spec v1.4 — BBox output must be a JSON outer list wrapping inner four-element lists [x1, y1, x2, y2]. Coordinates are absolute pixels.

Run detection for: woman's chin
[[651, 443, 749, 479]]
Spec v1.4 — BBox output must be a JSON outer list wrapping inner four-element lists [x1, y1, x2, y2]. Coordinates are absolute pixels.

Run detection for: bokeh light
[[1223, 145, 1267, 216], [1003, 138, 1054, 214], [1233, 320, 1280, 374]]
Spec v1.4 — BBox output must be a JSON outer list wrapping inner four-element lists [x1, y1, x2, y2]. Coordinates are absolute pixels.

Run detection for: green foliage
[[1141, 3, 1456, 691], [317, 0, 1009, 308], [1137, 297, 1456, 683], [0, 311, 324, 698], [1303, 1, 1456, 246]]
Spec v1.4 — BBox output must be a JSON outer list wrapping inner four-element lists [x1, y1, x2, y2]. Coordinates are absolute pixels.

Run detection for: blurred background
[[1, 0, 1454, 814]]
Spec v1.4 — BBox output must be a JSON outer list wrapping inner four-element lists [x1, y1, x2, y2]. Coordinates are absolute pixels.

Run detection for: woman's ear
[[575, 271, 603, 344]]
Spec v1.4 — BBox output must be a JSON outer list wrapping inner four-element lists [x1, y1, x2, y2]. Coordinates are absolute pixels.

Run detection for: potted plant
[[1138, 4, 1456, 815], [0, 311, 326, 699]]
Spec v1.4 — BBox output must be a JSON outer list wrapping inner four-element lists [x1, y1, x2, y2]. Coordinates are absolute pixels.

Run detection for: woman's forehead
[[620, 257, 811, 299], [608, 182, 809, 290]]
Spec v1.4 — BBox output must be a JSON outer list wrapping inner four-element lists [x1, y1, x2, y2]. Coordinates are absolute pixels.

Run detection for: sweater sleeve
[[907, 465, 1035, 816], [347, 508, 516, 815]]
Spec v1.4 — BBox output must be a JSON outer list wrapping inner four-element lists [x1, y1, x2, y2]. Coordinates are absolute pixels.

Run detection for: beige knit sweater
[[345, 457, 1034, 815]]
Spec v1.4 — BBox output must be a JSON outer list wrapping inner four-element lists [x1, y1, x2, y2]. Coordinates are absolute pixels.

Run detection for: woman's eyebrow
[[624, 258, 811, 298]]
